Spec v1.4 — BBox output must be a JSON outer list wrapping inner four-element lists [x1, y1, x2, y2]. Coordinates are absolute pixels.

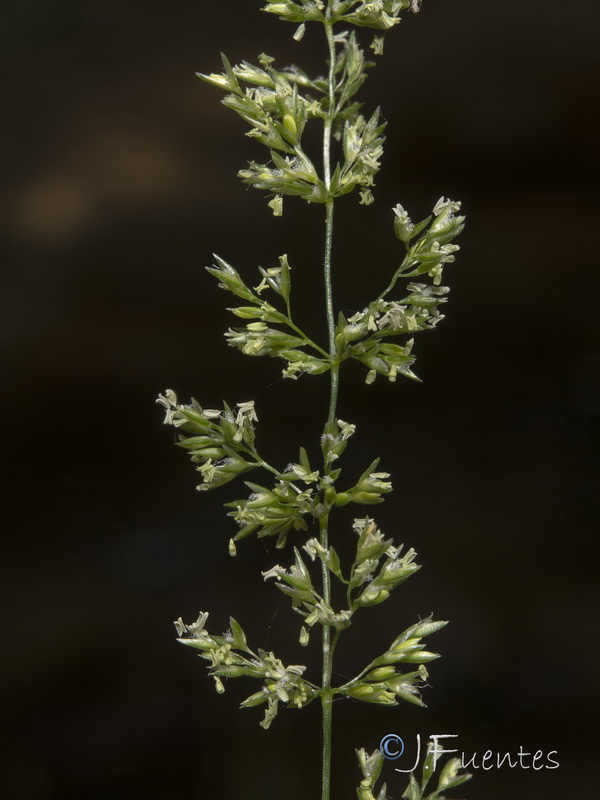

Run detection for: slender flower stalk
[[159, 3, 470, 799]]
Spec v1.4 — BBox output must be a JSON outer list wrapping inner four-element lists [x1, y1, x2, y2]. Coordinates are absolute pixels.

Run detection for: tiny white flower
[[293, 23, 305, 42], [268, 195, 283, 216], [367, 312, 378, 331], [199, 459, 217, 483], [352, 518, 369, 533], [433, 196, 447, 215], [370, 35, 385, 55], [359, 188, 374, 205], [337, 419, 356, 440], [262, 565, 285, 581], [183, 611, 209, 636], [433, 196, 462, 216], [429, 265, 444, 285], [286, 664, 306, 676], [392, 203, 410, 223], [392, 203, 414, 242], [157, 388, 177, 406], [303, 538, 321, 560], [235, 400, 258, 426], [378, 303, 406, 330], [242, 335, 267, 356]]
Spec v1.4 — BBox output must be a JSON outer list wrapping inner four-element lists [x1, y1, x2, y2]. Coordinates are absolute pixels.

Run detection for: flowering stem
[[323, 17, 339, 429], [377, 251, 412, 301], [284, 310, 330, 359], [320, 14, 338, 800]]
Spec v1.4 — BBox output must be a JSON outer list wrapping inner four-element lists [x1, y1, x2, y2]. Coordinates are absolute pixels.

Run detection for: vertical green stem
[[320, 14, 338, 800], [319, 511, 333, 800], [324, 201, 338, 425]]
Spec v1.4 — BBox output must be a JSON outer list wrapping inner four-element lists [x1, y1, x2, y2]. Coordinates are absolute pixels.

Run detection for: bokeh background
[[1, 1, 599, 798]]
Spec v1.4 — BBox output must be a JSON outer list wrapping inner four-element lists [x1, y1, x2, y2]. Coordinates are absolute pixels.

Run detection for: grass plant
[[158, 3, 471, 798]]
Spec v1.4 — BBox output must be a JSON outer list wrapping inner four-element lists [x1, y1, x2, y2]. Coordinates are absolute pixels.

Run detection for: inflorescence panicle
[[160, 2, 469, 798]]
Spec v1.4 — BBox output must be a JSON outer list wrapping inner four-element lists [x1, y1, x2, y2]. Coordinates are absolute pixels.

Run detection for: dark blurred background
[[1, 1, 599, 798]]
